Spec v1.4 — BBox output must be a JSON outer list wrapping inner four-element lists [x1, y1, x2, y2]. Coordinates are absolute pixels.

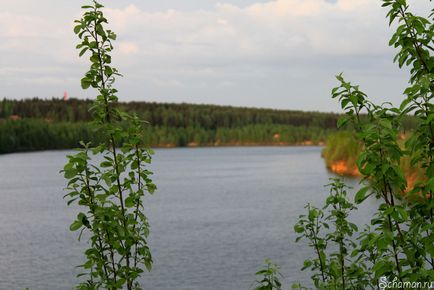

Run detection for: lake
[[0, 146, 377, 289]]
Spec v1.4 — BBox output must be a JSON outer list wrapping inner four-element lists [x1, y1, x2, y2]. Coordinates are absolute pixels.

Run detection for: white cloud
[[0, 0, 431, 110], [0, 66, 65, 76], [149, 77, 184, 88], [103, 0, 390, 65], [118, 41, 139, 55], [23, 76, 75, 86], [0, 12, 48, 38]]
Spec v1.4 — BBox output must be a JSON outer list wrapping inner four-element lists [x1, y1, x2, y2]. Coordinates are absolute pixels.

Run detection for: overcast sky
[[0, 0, 430, 111]]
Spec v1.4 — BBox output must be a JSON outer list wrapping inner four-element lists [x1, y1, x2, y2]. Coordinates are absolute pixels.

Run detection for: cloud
[[103, 0, 390, 66], [0, 66, 65, 76], [0, 12, 48, 38], [0, 0, 431, 110], [118, 41, 139, 55], [23, 76, 76, 86]]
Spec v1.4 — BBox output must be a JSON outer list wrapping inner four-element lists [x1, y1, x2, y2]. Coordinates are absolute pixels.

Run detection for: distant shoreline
[[0, 98, 337, 154], [0, 143, 326, 156]]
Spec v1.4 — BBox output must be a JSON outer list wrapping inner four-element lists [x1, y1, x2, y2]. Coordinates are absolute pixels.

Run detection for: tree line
[[0, 98, 342, 153], [0, 98, 342, 128]]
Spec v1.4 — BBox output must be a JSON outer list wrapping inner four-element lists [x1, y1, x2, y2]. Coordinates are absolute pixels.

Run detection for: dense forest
[[0, 98, 341, 127], [0, 98, 420, 154], [0, 98, 343, 154]]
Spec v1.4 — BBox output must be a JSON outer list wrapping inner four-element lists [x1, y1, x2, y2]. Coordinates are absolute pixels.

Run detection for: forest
[[0, 98, 341, 153]]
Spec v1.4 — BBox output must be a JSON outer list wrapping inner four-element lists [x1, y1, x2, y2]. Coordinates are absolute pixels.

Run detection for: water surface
[[0, 147, 377, 289]]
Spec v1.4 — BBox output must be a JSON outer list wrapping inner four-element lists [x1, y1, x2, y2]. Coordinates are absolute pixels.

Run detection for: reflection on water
[[0, 147, 377, 289]]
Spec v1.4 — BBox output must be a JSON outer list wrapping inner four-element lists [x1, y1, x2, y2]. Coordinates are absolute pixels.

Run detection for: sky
[[0, 0, 431, 112]]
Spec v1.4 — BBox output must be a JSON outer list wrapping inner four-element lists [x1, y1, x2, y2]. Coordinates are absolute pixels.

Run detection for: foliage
[[63, 1, 156, 289], [321, 131, 362, 173], [254, 259, 283, 290], [291, 0, 433, 289], [2, 95, 422, 154], [293, 179, 370, 289], [0, 119, 102, 154], [0, 91, 345, 153], [322, 131, 425, 182], [0, 98, 341, 129], [0, 118, 335, 153]]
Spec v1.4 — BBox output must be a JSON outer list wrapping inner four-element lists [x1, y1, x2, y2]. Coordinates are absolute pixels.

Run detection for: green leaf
[[341, 98, 350, 109], [145, 259, 152, 272], [100, 161, 112, 168], [360, 163, 376, 175], [64, 168, 77, 179], [73, 25, 82, 34], [337, 117, 349, 128], [294, 224, 304, 233], [89, 41, 98, 49], [78, 47, 88, 57], [80, 78, 91, 90], [397, 207, 408, 220], [70, 220, 82, 231], [96, 24, 106, 38], [355, 186, 370, 204], [125, 196, 135, 208]]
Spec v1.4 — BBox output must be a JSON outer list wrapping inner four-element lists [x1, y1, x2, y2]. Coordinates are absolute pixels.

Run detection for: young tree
[[63, 1, 156, 289], [293, 0, 433, 288]]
